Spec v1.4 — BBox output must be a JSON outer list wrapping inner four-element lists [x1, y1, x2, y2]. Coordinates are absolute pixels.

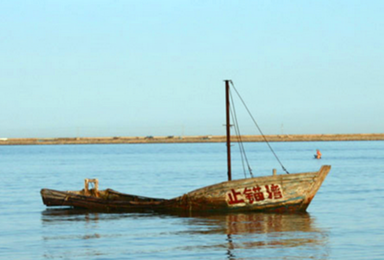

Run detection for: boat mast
[[225, 80, 232, 181]]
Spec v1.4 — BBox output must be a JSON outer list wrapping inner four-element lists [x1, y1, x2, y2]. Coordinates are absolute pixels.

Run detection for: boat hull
[[41, 188, 166, 212], [41, 165, 330, 213]]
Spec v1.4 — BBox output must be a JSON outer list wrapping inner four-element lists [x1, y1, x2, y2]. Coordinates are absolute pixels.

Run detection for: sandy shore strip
[[1, 133, 384, 145]]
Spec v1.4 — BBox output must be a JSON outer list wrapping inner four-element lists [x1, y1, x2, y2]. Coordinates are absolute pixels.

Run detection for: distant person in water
[[316, 149, 322, 159]]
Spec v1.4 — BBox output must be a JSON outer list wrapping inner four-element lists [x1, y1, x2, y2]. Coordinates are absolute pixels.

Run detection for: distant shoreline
[[1, 133, 384, 145]]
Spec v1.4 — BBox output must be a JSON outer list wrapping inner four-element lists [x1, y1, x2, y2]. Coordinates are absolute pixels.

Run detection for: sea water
[[0, 141, 383, 259]]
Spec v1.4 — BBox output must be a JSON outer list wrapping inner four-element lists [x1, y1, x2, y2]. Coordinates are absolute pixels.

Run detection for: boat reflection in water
[[179, 211, 329, 259], [41, 209, 329, 259]]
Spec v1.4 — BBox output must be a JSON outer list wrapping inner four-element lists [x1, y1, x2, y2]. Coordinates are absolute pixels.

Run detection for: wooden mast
[[225, 80, 232, 181]]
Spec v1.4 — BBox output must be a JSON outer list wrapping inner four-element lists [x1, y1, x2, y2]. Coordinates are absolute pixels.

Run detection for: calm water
[[1, 141, 383, 259]]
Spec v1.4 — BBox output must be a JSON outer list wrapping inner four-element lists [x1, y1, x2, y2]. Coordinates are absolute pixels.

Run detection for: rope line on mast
[[229, 89, 254, 178], [229, 81, 290, 174], [231, 106, 247, 178]]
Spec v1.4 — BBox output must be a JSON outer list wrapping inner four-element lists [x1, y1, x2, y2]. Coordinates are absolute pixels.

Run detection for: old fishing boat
[[41, 80, 331, 213]]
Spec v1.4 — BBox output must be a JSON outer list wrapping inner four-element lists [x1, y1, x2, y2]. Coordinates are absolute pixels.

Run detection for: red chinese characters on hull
[[265, 184, 283, 200], [226, 184, 284, 206], [227, 189, 245, 205]]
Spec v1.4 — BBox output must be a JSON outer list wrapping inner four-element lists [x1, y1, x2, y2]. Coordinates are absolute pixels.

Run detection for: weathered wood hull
[[170, 165, 331, 213], [41, 165, 330, 213], [41, 188, 167, 212]]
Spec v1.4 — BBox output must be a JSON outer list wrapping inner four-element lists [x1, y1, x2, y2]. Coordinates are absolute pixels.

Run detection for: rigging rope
[[232, 107, 247, 178], [229, 89, 254, 178], [229, 81, 290, 174]]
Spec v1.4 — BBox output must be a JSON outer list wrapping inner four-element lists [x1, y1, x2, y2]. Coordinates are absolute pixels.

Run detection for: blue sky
[[1, 1, 383, 138]]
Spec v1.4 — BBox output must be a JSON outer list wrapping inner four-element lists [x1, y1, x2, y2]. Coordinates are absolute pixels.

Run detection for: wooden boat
[[41, 80, 331, 213]]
